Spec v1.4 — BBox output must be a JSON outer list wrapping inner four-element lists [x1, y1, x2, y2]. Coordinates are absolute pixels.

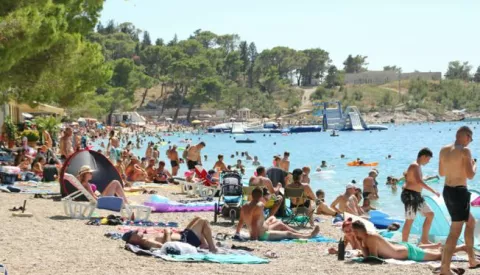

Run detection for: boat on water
[[236, 139, 256, 143]]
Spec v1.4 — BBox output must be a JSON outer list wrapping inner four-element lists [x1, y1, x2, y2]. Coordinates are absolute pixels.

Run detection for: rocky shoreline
[[363, 109, 479, 124]]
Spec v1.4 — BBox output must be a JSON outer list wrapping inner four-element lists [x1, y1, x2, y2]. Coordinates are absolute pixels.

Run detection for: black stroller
[[213, 171, 244, 224]]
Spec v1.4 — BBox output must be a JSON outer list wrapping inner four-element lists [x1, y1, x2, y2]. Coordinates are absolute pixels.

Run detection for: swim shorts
[[363, 192, 371, 199], [291, 200, 311, 208], [443, 185, 471, 222], [258, 231, 270, 241], [399, 242, 425, 262], [180, 229, 201, 247], [187, 160, 198, 170], [401, 189, 432, 220], [170, 160, 179, 167]]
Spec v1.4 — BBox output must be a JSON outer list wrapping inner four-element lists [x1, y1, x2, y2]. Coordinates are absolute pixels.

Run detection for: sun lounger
[[62, 173, 151, 220]]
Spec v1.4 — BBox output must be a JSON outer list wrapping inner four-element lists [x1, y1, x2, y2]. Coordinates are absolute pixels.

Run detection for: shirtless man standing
[[186, 142, 205, 170], [167, 145, 180, 176], [439, 126, 480, 274], [331, 184, 365, 216], [279, 152, 290, 172], [401, 147, 439, 244], [249, 166, 283, 217], [352, 220, 467, 273], [362, 171, 377, 200], [235, 187, 319, 241], [59, 127, 74, 160]]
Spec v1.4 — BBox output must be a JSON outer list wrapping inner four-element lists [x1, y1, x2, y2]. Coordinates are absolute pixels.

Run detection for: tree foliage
[[0, 0, 110, 106], [343, 54, 368, 73], [445, 61, 472, 81]]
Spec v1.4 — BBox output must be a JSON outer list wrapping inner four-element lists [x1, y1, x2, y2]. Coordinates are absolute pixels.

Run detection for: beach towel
[[124, 244, 269, 264], [158, 253, 269, 264], [350, 255, 468, 265]]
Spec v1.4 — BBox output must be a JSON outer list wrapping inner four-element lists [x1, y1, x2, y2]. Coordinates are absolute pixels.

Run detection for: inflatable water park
[[207, 101, 387, 133]]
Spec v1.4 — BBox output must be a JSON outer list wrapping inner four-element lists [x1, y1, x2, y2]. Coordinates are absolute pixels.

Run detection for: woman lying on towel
[[77, 165, 129, 203], [122, 217, 218, 253]]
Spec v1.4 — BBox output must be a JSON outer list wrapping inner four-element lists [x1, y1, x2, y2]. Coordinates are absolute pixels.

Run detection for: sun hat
[[77, 165, 95, 176]]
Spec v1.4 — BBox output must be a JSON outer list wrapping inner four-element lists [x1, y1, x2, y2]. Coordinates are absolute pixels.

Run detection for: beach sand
[[0, 185, 469, 275]]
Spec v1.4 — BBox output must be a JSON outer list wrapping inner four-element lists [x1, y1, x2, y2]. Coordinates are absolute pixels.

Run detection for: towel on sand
[[351, 255, 468, 265], [124, 244, 269, 264], [276, 235, 336, 243], [158, 253, 269, 264]]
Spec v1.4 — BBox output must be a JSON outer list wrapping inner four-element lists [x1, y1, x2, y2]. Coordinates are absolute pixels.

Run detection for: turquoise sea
[[92, 121, 480, 220]]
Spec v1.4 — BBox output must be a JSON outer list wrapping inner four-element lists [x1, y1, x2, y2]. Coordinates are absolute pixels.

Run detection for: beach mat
[[351, 255, 468, 265], [158, 253, 269, 264]]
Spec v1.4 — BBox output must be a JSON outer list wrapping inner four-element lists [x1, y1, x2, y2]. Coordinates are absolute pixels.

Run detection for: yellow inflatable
[[347, 161, 378, 167]]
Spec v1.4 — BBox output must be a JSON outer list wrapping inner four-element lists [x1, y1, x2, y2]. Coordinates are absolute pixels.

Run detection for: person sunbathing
[[352, 220, 468, 269], [235, 187, 320, 241], [328, 218, 362, 255], [77, 165, 129, 203], [122, 217, 217, 253], [153, 161, 172, 184], [315, 189, 338, 216], [125, 157, 148, 182]]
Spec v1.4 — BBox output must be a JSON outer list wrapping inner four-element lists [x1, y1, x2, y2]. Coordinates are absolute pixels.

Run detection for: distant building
[[344, 71, 442, 85]]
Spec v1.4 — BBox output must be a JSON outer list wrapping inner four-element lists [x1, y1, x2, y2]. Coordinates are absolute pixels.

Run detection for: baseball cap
[[346, 183, 356, 189]]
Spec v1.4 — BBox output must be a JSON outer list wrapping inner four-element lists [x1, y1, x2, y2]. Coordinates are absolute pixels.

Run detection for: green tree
[[383, 65, 402, 73], [239, 41, 249, 83], [474, 66, 480, 83], [310, 86, 328, 101], [155, 38, 164, 46], [247, 42, 258, 88], [141, 31, 152, 49], [0, 0, 108, 106], [343, 54, 368, 73], [299, 49, 330, 86], [445, 61, 472, 81], [325, 65, 342, 88]]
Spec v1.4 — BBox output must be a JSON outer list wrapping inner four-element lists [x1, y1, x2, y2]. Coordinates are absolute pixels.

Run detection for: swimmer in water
[[340, 154, 345, 159], [252, 156, 260, 166], [386, 154, 392, 159], [320, 160, 327, 168]]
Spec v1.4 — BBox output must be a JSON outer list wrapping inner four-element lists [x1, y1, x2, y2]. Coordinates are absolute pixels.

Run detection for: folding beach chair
[[284, 187, 310, 227], [62, 173, 151, 221]]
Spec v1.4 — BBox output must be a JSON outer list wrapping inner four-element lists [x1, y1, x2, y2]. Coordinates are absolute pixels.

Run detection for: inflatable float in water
[[347, 161, 378, 167]]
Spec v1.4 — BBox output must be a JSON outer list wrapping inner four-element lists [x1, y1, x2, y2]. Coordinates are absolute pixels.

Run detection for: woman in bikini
[[76, 165, 128, 203]]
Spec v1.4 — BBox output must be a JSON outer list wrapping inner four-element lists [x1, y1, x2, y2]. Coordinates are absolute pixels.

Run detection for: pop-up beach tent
[[410, 191, 480, 249], [59, 150, 123, 200]]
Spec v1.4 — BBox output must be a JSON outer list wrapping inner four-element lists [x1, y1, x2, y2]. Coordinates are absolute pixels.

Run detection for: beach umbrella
[[165, 117, 173, 121], [191, 120, 202, 124]]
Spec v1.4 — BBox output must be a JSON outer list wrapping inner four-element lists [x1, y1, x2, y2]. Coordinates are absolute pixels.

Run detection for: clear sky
[[100, 0, 479, 73]]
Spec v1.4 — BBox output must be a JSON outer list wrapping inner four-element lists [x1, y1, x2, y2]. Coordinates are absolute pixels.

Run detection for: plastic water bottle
[[337, 237, 345, 261]]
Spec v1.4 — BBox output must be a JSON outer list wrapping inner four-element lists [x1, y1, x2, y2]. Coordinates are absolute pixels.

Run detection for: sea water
[[91, 121, 480, 219]]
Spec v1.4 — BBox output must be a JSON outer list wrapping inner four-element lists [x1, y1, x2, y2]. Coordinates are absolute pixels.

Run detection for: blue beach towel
[[159, 253, 269, 264]]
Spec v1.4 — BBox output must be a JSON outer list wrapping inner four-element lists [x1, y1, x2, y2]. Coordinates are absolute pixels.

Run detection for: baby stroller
[[213, 171, 243, 224]]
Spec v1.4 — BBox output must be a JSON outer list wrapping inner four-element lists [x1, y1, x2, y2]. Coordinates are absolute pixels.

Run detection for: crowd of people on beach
[[2, 122, 479, 274]]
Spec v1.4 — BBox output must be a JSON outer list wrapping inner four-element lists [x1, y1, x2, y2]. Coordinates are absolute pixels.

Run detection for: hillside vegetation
[[310, 79, 480, 117]]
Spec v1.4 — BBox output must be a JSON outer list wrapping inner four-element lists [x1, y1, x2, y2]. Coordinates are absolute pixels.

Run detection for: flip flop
[[432, 267, 465, 275], [264, 250, 278, 259], [469, 263, 480, 269]]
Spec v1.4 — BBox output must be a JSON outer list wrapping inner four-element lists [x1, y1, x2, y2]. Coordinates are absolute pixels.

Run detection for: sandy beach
[[0, 184, 470, 275]]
